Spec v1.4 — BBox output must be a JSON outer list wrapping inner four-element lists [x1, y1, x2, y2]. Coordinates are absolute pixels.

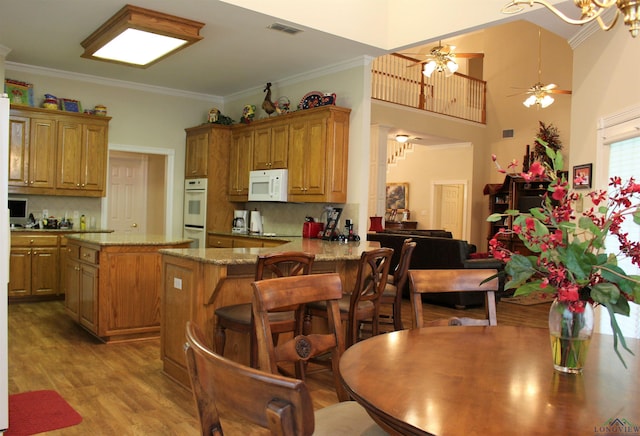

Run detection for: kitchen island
[[160, 238, 381, 387], [65, 233, 191, 343]]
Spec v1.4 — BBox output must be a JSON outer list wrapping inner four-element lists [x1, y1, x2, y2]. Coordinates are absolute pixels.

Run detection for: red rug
[[6, 390, 82, 435]]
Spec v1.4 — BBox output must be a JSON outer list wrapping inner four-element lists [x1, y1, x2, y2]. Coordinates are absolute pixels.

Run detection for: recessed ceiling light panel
[[81, 4, 205, 68]]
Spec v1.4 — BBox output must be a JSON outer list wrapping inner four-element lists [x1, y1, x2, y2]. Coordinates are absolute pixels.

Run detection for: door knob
[[131, 223, 138, 228]]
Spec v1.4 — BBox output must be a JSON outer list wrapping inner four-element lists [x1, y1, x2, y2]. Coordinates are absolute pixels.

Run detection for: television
[[518, 195, 544, 213], [8, 197, 28, 226]]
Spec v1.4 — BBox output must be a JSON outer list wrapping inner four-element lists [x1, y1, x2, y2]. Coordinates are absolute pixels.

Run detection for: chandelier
[[502, 0, 640, 38]]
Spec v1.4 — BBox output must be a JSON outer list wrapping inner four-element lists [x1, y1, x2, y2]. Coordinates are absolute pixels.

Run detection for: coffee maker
[[232, 210, 248, 234]]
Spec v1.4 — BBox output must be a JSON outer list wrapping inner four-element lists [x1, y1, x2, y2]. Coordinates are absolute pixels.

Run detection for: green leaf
[[590, 282, 622, 307], [512, 281, 548, 297], [530, 208, 546, 220], [487, 213, 503, 222], [633, 206, 640, 225], [602, 303, 634, 368], [504, 254, 536, 289]]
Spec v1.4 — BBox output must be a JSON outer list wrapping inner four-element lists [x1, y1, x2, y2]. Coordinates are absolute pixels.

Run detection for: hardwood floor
[[7, 297, 550, 435]]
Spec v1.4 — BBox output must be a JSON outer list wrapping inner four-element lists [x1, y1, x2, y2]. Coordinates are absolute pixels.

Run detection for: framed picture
[[386, 183, 409, 211], [4, 79, 34, 106], [573, 163, 592, 189], [60, 98, 82, 113], [321, 207, 343, 240]]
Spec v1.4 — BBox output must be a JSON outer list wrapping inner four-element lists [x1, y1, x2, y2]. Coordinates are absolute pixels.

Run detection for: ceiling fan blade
[[548, 89, 572, 95], [542, 83, 557, 90], [455, 53, 484, 59]]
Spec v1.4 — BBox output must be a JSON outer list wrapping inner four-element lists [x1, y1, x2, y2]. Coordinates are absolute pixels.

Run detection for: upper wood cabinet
[[228, 127, 253, 202], [228, 106, 350, 203], [184, 123, 236, 231], [253, 122, 288, 170], [287, 106, 350, 203], [185, 130, 209, 178], [8, 105, 110, 197]]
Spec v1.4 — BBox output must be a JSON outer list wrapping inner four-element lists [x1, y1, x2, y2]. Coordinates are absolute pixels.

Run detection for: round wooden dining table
[[339, 326, 640, 435]]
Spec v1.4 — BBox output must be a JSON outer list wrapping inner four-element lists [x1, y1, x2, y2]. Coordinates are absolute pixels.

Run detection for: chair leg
[[392, 301, 403, 331], [214, 323, 226, 355]]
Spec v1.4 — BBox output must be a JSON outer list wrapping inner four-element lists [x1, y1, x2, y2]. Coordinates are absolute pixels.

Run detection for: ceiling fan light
[[540, 95, 555, 108], [423, 61, 437, 77], [447, 60, 459, 74], [523, 95, 537, 107]]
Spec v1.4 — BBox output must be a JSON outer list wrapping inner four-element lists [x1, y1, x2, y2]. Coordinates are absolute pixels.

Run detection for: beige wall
[[3, 65, 219, 237], [371, 21, 573, 249]]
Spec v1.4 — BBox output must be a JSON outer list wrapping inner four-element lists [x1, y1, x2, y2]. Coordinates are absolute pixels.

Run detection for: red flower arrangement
[[488, 139, 640, 365]]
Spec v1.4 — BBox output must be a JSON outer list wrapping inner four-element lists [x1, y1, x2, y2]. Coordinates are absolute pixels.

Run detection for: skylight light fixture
[[81, 4, 205, 68]]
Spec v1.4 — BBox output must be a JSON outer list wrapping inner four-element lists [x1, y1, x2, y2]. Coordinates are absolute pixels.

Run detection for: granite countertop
[[160, 238, 381, 265], [66, 233, 192, 246], [207, 231, 298, 241]]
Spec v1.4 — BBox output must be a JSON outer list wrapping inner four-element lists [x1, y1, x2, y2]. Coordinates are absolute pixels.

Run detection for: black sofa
[[367, 230, 503, 308]]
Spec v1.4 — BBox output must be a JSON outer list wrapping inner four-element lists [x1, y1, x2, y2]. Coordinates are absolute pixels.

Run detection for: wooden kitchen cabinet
[[9, 105, 110, 197], [64, 245, 99, 333], [206, 233, 287, 248], [253, 122, 288, 170], [287, 106, 350, 202], [56, 120, 108, 195], [8, 235, 60, 298], [185, 130, 209, 178], [8, 114, 56, 192], [228, 127, 253, 201], [184, 124, 235, 231]]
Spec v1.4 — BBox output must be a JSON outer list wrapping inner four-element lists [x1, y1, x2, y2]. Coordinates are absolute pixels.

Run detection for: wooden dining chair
[[185, 322, 386, 436], [252, 273, 350, 400], [408, 268, 499, 328], [379, 239, 416, 331], [214, 251, 315, 369], [305, 248, 394, 347]]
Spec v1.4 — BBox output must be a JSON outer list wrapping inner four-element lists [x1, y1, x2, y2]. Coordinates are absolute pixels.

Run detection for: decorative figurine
[[240, 104, 256, 124], [275, 96, 291, 115], [262, 82, 276, 116], [208, 107, 220, 123]]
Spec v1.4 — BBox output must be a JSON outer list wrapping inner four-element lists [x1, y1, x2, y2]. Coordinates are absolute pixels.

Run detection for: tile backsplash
[[11, 195, 101, 227]]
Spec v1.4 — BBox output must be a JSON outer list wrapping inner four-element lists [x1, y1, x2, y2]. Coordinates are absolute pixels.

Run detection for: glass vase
[[548, 299, 594, 374]]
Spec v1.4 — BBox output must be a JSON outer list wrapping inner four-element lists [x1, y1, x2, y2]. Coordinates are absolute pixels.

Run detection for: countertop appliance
[[248, 169, 288, 202], [232, 210, 248, 234], [183, 178, 207, 248], [249, 210, 263, 234]]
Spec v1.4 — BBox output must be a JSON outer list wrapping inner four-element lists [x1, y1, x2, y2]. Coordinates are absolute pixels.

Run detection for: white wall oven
[[183, 178, 207, 248]]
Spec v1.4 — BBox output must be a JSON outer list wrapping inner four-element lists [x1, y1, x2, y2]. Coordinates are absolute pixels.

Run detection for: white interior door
[[433, 183, 465, 239], [108, 152, 148, 233]]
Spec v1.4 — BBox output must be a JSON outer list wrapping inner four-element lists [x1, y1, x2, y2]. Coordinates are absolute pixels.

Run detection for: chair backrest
[[255, 251, 315, 280], [350, 247, 394, 306], [392, 239, 417, 294], [251, 273, 349, 400], [408, 268, 499, 328], [185, 322, 315, 436]]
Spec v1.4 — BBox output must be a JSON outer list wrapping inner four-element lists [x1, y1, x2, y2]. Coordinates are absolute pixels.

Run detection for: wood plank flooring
[[7, 297, 550, 435]]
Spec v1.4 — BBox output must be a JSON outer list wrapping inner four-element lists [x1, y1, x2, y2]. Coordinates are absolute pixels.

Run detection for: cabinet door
[[29, 117, 57, 189], [229, 130, 253, 198], [287, 119, 308, 196], [64, 258, 80, 319], [288, 116, 326, 196], [185, 131, 209, 177], [56, 120, 83, 190], [8, 115, 29, 187], [8, 248, 31, 297], [270, 123, 289, 169], [82, 123, 107, 192], [79, 264, 99, 333], [31, 247, 59, 295], [253, 126, 271, 170]]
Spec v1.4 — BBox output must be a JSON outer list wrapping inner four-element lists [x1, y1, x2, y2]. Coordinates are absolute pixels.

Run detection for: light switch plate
[[173, 277, 182, 290]]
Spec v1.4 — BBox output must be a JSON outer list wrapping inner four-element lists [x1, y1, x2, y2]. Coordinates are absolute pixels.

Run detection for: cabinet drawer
[[66, 244, 80, 260], [11, 234, 59, 247], [208, 235, 234, 248], [80, 247, 99, 264]]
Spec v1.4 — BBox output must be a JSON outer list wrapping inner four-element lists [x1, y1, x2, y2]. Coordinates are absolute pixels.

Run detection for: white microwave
[[248, 169, 288, 202]]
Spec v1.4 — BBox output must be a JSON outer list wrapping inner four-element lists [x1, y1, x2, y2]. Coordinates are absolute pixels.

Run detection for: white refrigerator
[[1, 95, 10, 431]]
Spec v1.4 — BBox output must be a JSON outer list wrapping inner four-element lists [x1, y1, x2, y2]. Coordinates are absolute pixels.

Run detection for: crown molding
[[4, 61, 223, 105]]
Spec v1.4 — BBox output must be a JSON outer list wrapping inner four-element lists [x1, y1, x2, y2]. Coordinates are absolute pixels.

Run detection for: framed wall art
[[386, 183, 409, 211], [572, 163, 592, 189], [4, 79, 34, 106]]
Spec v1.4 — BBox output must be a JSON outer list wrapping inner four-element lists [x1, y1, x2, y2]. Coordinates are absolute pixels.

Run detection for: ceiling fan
[[510, 29, 572, 108], [400, 41, 484, 77]]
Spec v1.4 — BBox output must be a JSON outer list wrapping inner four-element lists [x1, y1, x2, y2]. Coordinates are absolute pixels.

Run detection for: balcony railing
[[372, 53, 486, 124]]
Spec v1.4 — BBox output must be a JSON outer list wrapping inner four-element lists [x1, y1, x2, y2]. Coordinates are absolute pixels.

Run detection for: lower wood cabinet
[[206, 233, 288, 248], [63, 237, 190, 343], [9, 235, 60, 299]]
